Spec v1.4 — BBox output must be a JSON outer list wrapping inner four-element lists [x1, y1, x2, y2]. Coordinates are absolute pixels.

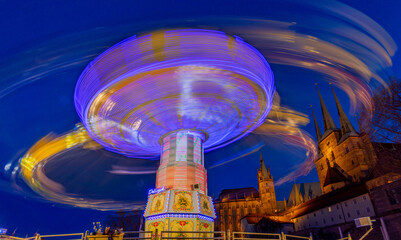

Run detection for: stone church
[[214, 85, 401, 239], [214, 153, 280, 232]]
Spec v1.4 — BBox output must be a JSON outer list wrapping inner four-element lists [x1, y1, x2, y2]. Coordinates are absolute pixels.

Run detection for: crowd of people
[[91, 226, 123, 240]]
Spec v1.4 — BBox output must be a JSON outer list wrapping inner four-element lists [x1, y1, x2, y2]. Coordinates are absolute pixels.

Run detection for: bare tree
[[103, 210, 144, 231], [363, 77, 401, 144]]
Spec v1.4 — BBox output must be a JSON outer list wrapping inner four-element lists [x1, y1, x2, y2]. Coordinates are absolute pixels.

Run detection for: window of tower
[[345, 147, 349, 153], [331, 152, 335, 159]]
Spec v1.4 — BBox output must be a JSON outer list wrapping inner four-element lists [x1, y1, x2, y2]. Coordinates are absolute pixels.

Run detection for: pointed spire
[[260, 152, 270, 179], [356, 114, 364, 133], [311, 106, 322, 142], [330, 84, 357, 136], [294, 183, 301, 205], [316, 84, 338, 132]]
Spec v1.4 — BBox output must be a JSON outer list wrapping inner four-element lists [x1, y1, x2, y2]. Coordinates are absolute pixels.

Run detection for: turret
[[257, 151, 277, 213], [331, 85, 358, 141], [316, 84, 338, 135]]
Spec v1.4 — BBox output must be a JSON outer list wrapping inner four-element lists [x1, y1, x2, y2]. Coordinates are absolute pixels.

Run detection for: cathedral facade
[[313, 86, 377, 194], [214, 85, 401, 239], [214, 153, 278, 232]]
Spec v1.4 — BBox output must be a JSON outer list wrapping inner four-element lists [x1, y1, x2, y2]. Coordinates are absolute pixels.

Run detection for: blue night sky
[[0, 0, 400, 236]]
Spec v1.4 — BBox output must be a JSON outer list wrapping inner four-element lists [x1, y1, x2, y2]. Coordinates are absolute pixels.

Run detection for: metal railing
[[232, 231, 281, 240], [0, 236, 27, 240], [122, 231, 152, 240], [283, 233, 311, 240], [161, 231, 225, 240], [37, 233, 84, 240], [5, 229, 314, 240]]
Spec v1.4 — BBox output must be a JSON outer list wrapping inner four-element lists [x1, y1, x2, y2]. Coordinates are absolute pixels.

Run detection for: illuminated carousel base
[[144, 189, 215, 237]]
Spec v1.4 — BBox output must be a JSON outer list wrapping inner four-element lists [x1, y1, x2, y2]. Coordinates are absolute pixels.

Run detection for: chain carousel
[[22, 29, 275, 237]]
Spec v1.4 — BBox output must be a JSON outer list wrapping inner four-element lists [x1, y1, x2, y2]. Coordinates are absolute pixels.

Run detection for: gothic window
[[366, 207, 370, 213], [356, 210, 360, 215], [331, 152, 335, 160], [347, 213, 351, 218]]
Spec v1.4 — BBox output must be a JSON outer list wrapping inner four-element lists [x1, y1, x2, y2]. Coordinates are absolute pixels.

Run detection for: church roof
[[331, 86, 358, 142], [259, 152, 272, 179], [316, 85, 339, 139], [215, 187, 259, 202], [240, 213, 265, 224], [323, 166, 351, 187], [287, 182, 322, 207], [240, 213, 292, 225], [290, 182, 368, 218]]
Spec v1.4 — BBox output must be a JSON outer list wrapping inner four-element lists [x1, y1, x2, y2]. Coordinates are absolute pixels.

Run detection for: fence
[[232, 231, 311, 240], [122, 231, 152, 240], [1, 229, 313, 240], [160, 231, 225, 240], [36, 233, 85, 240]]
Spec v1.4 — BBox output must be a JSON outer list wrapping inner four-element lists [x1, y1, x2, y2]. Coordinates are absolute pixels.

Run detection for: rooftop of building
[[287, 182, 322, 207], [215, 187, 259, 202], [286, 182, 368, 218], [240, 213, 292, 224]]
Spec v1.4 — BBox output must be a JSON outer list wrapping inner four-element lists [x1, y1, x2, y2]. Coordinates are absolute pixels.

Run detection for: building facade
[[214, 153, 278, 232], [287, 86, 401, 239], [215, 85, 401, 239], [313, 86, 377, 194]]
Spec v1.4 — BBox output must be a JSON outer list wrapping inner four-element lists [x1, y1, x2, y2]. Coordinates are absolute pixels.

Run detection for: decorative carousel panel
[[144, 190, 169, 217], [198, 220, 214, 239], [146, 219, 166, 234], [169, 218, 197, 237], [198, 193, 215, 217], [169, 190, 196, 213]]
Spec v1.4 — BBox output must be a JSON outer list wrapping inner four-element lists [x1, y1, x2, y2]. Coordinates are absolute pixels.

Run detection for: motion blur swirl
[[0, 0, 396, 209]]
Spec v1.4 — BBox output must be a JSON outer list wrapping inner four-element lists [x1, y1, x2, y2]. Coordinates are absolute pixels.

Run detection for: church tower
[[313, 85, 377, 193], [258, 152, 277, 213]]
